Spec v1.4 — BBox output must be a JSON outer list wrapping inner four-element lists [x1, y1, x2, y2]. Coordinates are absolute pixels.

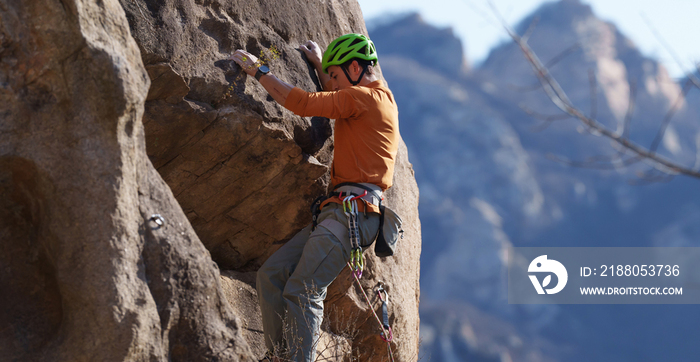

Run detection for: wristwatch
[[254, 65, 270, 81]]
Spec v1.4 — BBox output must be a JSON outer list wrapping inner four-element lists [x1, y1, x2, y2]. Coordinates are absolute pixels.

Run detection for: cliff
[[0, 0, 422, 361]]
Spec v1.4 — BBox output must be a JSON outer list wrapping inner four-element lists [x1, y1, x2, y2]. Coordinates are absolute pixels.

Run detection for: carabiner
[[377, 285, 389, 305]]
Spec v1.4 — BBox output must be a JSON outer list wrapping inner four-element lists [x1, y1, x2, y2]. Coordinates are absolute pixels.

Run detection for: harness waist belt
[[334, 183, 383, 207]]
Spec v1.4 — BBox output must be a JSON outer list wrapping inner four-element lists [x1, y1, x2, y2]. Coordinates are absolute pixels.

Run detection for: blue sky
[[356, 0, 700, 79]]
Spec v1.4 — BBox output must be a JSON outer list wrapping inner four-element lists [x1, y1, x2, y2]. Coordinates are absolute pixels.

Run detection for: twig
[[545, 43, 581, 69], [649, 79, 693, 154], [693, 133, 700, 172], [546, 153, 642, 171], [629, 169, 676, 185], [508, 43, 582, 93], [641, 13, 700, 88], [519, 104, 572, 132], [488, 1, 700, 179], [521, 16, 539, 43], [131, 0, 151, 27], [588, 69, 598, 121], [458, 0, 502, 31], [620, 79, 636, 140]]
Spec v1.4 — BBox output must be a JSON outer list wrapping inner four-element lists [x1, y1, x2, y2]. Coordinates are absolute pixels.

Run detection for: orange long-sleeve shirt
[[284, 80, 400, 213]]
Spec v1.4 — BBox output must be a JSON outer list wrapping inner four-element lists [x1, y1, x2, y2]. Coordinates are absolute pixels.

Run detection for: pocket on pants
[[291, 230, 347, 295]]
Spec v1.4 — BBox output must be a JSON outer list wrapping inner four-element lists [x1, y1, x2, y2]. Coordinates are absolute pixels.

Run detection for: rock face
[[0, 0, 253, 361], [0, 0, 421, 358], [119, 0, 364, 271], [117, 0, 422, 360]]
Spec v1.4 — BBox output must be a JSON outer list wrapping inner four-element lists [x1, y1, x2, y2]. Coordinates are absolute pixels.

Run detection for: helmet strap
[[342, 63, 369, 86]]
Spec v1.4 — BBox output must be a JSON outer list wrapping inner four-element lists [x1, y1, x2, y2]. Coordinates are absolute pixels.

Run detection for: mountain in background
[[369, 1, 700, 361]]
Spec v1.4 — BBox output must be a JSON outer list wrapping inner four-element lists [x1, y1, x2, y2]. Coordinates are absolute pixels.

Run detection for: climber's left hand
[[230, 50, 259, 77]]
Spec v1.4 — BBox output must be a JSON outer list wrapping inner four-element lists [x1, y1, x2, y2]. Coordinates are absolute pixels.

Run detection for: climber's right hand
[[299, 40, 323, 67]]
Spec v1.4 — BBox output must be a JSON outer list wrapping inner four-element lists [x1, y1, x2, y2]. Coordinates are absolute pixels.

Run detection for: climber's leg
[[282, 203, 379, 362], [282, 225, 347, 362], [257, 224, 313, 354]]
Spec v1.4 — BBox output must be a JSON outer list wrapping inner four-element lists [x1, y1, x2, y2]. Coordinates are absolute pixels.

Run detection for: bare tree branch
[[508, 43, 582, 93], [629, 169, 676, 185], [621, 79, 636, 141], [458, 0, 502, 31], [545, 43, 582, 69], [693, 133, 700, 172], [642, 13, 700, 89], [588, 69, 598, 122], [487, 1, 700, 179], [521, 16, 539, 43], [546, 152, 643, 171], [649, 79, 694, 153], [521, 110, 572, 132]]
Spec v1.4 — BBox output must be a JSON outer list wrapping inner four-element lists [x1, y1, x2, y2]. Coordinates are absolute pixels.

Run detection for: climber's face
[[327, 62, 363, 91], [327, 65, 349, 91]]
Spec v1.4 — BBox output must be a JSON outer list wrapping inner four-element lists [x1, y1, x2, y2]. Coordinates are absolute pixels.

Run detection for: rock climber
[[230, 33, 399, 362]]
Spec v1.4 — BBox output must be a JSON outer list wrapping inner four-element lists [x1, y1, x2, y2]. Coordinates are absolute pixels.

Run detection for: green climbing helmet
[[322, 33, 378, 74]]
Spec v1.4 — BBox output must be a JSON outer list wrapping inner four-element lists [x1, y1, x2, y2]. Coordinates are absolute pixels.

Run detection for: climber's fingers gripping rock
[[299, 40, 323, 66], [230, 49, 259, 76]]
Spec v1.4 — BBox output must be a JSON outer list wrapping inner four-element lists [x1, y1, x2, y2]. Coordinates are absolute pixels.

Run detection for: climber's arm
[[258, 74, 294, 105], [299, 40, 332, 90], [230, 47, 351, 117], [229, 49, 293, 105]]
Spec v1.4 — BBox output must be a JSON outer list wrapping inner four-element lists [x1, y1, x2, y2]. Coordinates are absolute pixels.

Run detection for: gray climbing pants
[[256, 202, 380, 362]]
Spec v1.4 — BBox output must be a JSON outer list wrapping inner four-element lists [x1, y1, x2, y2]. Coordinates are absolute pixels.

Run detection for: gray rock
[[0, 0, 253, 360], [119, 0, 423, 360]]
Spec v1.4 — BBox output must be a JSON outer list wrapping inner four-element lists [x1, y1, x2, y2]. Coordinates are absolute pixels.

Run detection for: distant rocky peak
[[481, 0, 682, 127], [369, 12, 469, 77], [515, 0, 594, 35], [514, 1, 659, 72]]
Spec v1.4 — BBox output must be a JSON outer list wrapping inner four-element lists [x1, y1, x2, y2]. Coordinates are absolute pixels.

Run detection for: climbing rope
[[341, 190, 394, 361], [347, 262, 395, 362]]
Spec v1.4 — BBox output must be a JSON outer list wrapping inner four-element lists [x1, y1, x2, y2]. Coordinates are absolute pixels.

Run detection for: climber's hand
[[299, 40, 323, 67], [230, 50, 259, 77]]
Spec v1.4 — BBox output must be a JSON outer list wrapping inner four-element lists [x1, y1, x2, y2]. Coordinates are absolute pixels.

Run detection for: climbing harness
[[315, 183, 379, 279], [311, 182, 384, 232], [347, 263, 395, 362], [310, 195, 327, 232], [342, 192, 366, 278]]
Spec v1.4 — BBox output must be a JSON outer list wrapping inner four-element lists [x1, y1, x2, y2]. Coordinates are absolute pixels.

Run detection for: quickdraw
[[347, 264, 395, 362], [377, 283, 393, 343], [341, 191, 367, 278], [338, 187, 395, 361]]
